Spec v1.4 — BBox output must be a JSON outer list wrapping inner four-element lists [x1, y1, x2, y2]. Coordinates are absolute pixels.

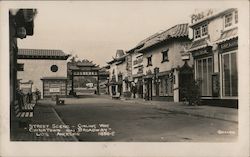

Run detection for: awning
[[143, 74, 154, 79], [215, 27, 238, 44], [156, 70, 171, 77], [107, 81, 122, 86], [188, 38, 211, 52], [132, 73, 144, 78], [123, 76, 133, 82]]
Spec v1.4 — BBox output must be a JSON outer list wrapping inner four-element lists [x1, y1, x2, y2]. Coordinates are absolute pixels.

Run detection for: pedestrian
[[132, 84, 137, 98]]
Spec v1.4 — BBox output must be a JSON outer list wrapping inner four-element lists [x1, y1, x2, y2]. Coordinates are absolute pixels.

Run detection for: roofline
[[18, 55, 70, 60], [189, 8, 237, 28], [106, 53, 128, 65], [18, 48, 71, 59], [138, 35, 190, 53], [126, 43, 145, 54]]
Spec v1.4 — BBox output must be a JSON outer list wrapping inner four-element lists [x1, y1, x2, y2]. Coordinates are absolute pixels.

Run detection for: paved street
[[53, 95, 238, 142]]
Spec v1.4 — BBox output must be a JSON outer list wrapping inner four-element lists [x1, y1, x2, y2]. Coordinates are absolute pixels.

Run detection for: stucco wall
[[132, 52, 144, 75], [208, 16, 224, 42], [17, 59, 68, 98], [143, 40, 193, 75]]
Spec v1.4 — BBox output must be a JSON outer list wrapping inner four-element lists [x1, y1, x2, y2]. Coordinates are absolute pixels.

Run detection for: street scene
[[9, 4, 239, 142]]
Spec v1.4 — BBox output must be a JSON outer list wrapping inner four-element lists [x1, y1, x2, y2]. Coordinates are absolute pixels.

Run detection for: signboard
[[193, 49, 209, 57], [220, 39, 238, 50], [191, 9, 214, 24], [20, 83, 32, 89], [73, 71, 98, 76], [49, 88, 60, 93], [212, 73, 220, 97]]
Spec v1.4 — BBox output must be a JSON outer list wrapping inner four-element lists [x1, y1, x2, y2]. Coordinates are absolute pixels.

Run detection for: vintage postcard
[[0, 1, 249, 157]]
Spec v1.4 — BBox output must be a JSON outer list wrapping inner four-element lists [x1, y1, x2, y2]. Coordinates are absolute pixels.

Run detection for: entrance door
[[146, 78, 153, 100], [111, 85, 116, 95], [155, 81, 159, 96], [179, 63, 193, 101]]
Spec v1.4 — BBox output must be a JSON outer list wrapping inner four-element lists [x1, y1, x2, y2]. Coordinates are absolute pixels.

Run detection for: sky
[[17, 1, 232, 66]]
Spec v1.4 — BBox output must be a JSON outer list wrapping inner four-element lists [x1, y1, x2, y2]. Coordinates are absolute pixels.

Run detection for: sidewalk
[[122, 98, 238, 123], [11, 101, 78, 141]]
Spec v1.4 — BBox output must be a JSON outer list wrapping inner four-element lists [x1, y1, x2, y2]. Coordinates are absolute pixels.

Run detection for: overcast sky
[[17, 1, 234, 66]]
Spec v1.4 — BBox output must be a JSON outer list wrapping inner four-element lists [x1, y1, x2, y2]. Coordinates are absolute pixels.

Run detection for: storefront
[[189, 37, 238, 108], [191, 42, 213, 98], [41, 77, 68, 98], [217, 38, 238, 106]]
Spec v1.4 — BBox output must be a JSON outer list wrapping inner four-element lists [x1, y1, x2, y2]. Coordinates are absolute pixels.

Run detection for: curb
[[154, 107, 238, 123], [51, 107, 79, 141], [122, 99, 238, 123]]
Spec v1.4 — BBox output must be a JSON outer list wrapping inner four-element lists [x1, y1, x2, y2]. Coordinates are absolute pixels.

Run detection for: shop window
[[196, 57, 213, 96], [164, 75, 173, 96], [162, 49, 169, 62], [147, 56, 152, 66], [50, 65, 58, 72], [222, 51, 237, 97]]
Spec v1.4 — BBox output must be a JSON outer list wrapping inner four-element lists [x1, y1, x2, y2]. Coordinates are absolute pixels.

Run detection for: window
[[225, 13, 233, 28], [162, 49, 169, 62], [194, 23, 208, 39], [137, 66, 143, 74], [235, 10, 238, 24], [196, 57, 213, 96], [224, 10, 238, 29], [222, 51, 237, 97], [201, 24, 208, 36], [147, 56, 152, 66], [50, 65, 58, 72], [194, 27, 201, 39]]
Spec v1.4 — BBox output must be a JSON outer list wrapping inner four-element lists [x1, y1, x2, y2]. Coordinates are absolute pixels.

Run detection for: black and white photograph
[[0, 1, 249, 157]]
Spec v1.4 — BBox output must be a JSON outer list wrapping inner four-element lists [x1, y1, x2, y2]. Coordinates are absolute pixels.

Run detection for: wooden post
[[71, 71, 74, 95], [97, 70, 100, 95]]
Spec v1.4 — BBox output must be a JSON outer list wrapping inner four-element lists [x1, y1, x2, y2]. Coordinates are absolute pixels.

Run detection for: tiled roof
[[76, 62, 95, 67], [188, 37, 211, 52], [18, 49, 70, 57], [137, 23, 189, 52], [215, 27, 238, 44]]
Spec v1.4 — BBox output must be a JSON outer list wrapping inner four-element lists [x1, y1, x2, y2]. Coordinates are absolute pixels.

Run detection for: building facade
[[107, 50, 132, 97], [126, 44, 145, 99], [135, 24, 193, 102], [188, 8, 238, 107], [17, 49, 70, 98]]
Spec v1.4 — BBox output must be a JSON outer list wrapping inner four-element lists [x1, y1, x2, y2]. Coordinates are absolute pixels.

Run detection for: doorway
[[145, 78, 152, 100], [179, 62, 193, 101]]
